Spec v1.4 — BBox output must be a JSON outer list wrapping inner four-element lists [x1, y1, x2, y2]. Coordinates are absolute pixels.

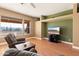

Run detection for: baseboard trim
[[34, 37, 42, 40], [43, 37, 49, 40], [72, 46, 79, 50], [61, 41, 73, 45], [28, 37, 42, 40]]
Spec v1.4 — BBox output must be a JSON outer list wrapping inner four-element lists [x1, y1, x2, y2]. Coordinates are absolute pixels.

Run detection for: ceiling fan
[[20, 3, 36, 8]]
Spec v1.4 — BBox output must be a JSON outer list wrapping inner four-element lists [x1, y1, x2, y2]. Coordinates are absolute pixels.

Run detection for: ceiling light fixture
[[20, 3, 36, 8], [20, 3, 24, 5], [30, 3, 36, 8]]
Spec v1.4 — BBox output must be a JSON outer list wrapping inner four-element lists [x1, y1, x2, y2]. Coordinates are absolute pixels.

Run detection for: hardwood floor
[[0, 44, 8, 55], [27, 38, 79, 56], [0, 37, 79, 56]]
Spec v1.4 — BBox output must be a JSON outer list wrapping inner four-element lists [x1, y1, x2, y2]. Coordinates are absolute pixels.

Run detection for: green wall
[[47, 19, 73, 42], [41, 9, 73, 19], [41, 9, 73, 42], [42, 22, 47, 37]]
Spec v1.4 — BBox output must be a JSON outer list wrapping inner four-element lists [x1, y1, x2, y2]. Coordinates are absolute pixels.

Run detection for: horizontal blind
[[1, 16, 22, 23]]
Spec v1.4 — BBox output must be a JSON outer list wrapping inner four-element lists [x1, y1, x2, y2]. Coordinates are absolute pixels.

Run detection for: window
[[24, 23, 30, 33], [0, 16, 30, 36], [0, 22, 23, 32]]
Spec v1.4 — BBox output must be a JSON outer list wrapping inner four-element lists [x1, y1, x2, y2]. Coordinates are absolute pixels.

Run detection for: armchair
[[5, 33, 26, 48]]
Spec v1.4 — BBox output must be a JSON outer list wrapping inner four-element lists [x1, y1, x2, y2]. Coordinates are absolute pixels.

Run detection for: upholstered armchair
[[5, 33, 26, 48]]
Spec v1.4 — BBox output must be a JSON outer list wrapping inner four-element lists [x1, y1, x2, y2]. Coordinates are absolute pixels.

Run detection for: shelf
[[41, 14, 72, 22]]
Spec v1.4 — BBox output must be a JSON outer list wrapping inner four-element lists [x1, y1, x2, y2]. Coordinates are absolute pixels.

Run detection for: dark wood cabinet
[[49, 34, 60, 43]]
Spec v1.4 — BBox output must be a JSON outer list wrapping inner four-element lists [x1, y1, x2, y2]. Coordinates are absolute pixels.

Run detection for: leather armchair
[[5, 33, 26, 48]]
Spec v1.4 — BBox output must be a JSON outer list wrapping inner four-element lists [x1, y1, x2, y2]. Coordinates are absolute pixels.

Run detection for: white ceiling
[[0, 3, 73, 17]]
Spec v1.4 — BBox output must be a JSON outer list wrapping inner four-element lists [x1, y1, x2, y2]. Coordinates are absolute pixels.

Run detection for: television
[[48, 27, 60, 35]]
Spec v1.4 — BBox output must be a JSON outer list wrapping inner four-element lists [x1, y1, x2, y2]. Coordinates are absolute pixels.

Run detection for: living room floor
[[27, 38, 79, 56], [0, 37, 79, 56]]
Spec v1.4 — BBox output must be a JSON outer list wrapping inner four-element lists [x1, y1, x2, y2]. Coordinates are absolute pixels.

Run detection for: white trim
[[27, 37, 42, 40], [61, 41, 73, 45], [43, 37, 49, 40], [73, 46, 79, 50], [34, 37, 42, 40]]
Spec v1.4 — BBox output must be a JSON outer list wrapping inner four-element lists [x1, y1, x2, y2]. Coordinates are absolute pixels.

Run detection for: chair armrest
[[16, 38, 25, 44], [17, 38, 25, 42], [12, 41, 25, 45]]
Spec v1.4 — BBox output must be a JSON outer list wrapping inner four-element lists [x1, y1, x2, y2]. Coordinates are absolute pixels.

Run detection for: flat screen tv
[[48, 27, 60, 35]]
